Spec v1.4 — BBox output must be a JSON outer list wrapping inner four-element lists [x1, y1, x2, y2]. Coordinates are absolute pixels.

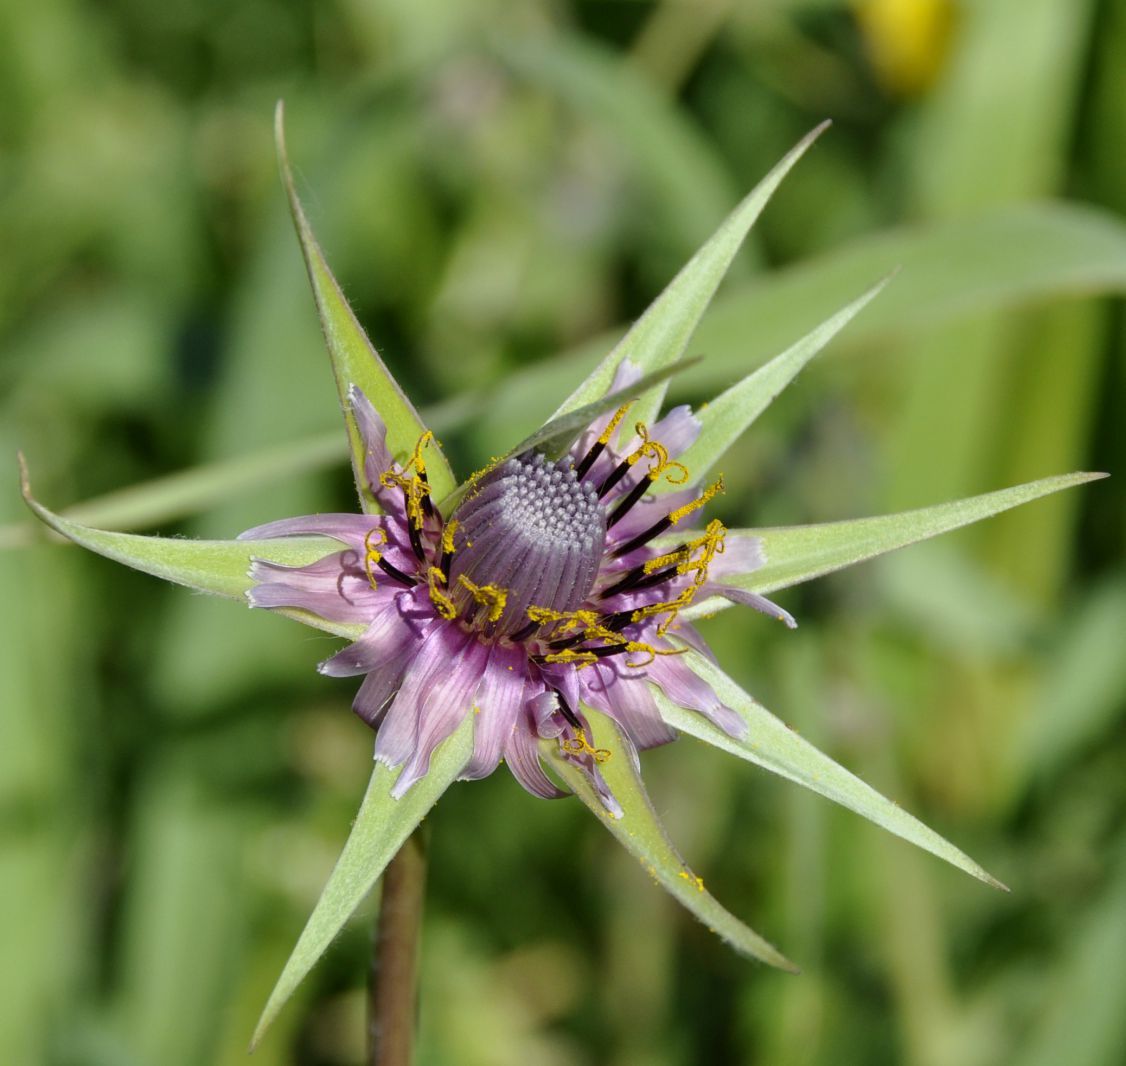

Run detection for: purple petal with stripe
[[247, 552, 389, 623], [349, 386, 409, 516], [375, 624, 488, 797], [707, 583, 798, 629], [505, 721, 566, 800], [645, 652, 746, 739], [582, 662, 677, 750], [318, 592, 421, 677], [240, 513, 390, 550], [460, 644, 529, 781]]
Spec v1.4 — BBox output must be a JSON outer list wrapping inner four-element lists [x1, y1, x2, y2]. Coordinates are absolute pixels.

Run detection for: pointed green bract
[[19, 459, 361, 640], [653, 655, 1006, 889], [251, 716, 475, 1048], [551, 122, 830, 429], [544, 709, 798, 971], [274, 101, 456, 509], [675, 472, 1107, 619], [673, 277, 890, 488]]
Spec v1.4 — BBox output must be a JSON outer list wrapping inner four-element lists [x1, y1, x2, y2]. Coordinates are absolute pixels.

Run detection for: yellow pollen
[[459, 454, 504, 504], [441, 518, 459, 556], [597, 402, 634, 446], [532, 606, 684, 670], [622, 421, 689, 485], [561, 729, 611, 763], [427, 566, 456, 620], [362, 526, 389, 589], [631, 519, 727, 635], [668, 476, 725, 525], [379, 430, 436, 530], [455, 575, 508, 623], [526, 606, 600, 636], [678, 871, 706, 892], [542, 648, 599, 668]]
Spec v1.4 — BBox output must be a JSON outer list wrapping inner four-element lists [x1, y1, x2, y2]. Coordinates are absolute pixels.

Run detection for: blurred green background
[[3, 1, 1125, 1063]]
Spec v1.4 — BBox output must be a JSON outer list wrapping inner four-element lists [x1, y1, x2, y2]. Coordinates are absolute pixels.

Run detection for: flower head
[[240, 364, 794, 814]]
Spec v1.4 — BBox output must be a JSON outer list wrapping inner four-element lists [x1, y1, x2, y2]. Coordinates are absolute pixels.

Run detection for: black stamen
[[419, 472, 435, 519], [601, 556, 683, 599], [377, 557, 418, 588], [585, 643, 632, 659], [599, 564, 647, 599], [626, 564, 682, 594], [407, 519, 426, 562], [612, 514, 672, 558], [574, 439, 605, 481], [606, 476, 653, 530], [510, 620, 539, 643], [597, 459, 632, 499], [600, 610, 634, 632], [554, 689, 583, 730]]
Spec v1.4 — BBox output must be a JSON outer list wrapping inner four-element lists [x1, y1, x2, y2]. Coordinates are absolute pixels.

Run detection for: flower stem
[[368, 827, 428, 1066]]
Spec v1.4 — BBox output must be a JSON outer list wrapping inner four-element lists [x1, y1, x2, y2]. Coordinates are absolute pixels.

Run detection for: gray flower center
[[448, 452, 606, 635]]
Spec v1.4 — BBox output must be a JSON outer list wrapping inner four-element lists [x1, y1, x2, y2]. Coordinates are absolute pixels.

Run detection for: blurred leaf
[[115, 771, 244, 1066], [682, 472, 1106, 615], [467, 202, 1126, 456], [274, 101, 456, 508], [0, 431, 344, 550], [675, 276, 889, 488], [1015, 850, 1126, 1066], [1009, 576, 1126, 792], [878, 542, 1037, 654], [654, 652, 1005, 887], [497, 34, 744, 260], [252, 716, 475, 1047], [552, 123, 829, 427], [544, 708, 797, 970]]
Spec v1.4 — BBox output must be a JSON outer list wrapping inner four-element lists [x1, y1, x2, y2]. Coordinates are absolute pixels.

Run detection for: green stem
[[368, 828, 428, 1066]]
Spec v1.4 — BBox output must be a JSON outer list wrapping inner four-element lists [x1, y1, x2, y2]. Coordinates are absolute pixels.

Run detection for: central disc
[[448, 452, 606, 635]]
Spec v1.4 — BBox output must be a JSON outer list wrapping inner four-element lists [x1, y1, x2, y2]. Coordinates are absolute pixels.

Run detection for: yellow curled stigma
[[632, 519, 727, 635], [624, 421, 689, 486], [667, 476, 725, 526], [379, 430, 435, 530], [561, 728, 611, 764], [427, 566, 457, 620], [621, 640, 687, 669], [362, 526, 388, 590], [409, 431, 433, 478], [455, 575, 508, 624]]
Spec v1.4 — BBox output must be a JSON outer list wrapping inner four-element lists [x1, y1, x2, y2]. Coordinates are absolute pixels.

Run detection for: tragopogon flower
[[20, 105, 1102, 1038], [241, 364, 793, 813]]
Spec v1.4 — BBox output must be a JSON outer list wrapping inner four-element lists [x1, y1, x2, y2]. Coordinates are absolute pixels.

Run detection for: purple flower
[[21, 110, 1103, 1028], [241, 361, 794, 816]]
